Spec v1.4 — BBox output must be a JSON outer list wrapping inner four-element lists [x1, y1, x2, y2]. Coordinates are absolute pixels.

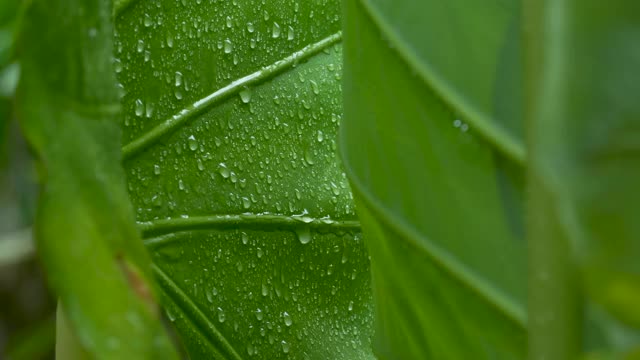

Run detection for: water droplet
[[255, 308, 263, 321], [348, 301, 354, 311], [175, 71, 183, 86], [239, 88, 252, 103], [188, 135, 198, 151], [217, 307, 226, 323], [137, 39, 145, 53], [287, 26, 295, 40], [174, 89, 183, 100], [453, 119, 462, 128], [152, 195, 163, 207], [135, 99, 144, 116], [206, 289, 214, 303], [247, 22, 255, 33], [178, 179, 185, 190], [226, 16, 233, 28], [218, 163, 230, 178], [257, 247, 263, 258], [113, 58, 122, 73], [304, 148, 315, 165], [145, 102, 154, 118], [272, 22, 281, 38], [317, 130, 324, 142], [154, 164, 161, 175], [242, 197, 251, 209], [281, 340, 290, 353], [241, 232, 249, 244], [261, 282, 269, 296], [165, 308, 176, 322], [310, 80, 319, 94], [283, 312, 292, 326], [166, 32, 174, 48], [296, 227, 311, 244], [144, 14, 153, 27], [247, 344, 255, 356], [224, 39, 233, 53]]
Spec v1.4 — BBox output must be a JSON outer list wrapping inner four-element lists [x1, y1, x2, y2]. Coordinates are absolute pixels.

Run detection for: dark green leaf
[[16, 0, 178, 358], [115, 0, 374, 358], [342, 0, 527, 359]]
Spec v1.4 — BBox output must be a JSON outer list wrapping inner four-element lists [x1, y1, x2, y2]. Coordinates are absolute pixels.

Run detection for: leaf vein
[[122, 32, 342, 159], [152, 264, 244, 360], [357, 0, 525, 164], [138, 214, 360, 239]]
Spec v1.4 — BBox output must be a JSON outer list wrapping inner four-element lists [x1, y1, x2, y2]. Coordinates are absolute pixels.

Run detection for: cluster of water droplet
[[114, 0, 373, 357], [153, 229, 372, 358]]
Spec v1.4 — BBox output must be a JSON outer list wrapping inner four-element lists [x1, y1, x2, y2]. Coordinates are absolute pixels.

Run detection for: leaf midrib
[[341, 151, 527, 330], [121, 32, 343, 159], [357, 0, 525, 165], [138, 214, 360, 239]]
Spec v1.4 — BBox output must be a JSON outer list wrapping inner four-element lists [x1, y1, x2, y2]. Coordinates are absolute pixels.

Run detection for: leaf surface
[[341, 0, 527, 359], [115, 0, 374, 358]]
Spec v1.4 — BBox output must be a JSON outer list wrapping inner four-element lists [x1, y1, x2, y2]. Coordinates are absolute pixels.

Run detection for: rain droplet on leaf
[[239, 88, 252, 103], [272, 22, 281, 38]]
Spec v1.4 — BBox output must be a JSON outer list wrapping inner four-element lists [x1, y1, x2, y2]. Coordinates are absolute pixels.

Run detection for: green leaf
[[525, 0, 640, 356], [115, 0, 374, 358], [341, 0, 527, 359], [16, 0, 178, 358]]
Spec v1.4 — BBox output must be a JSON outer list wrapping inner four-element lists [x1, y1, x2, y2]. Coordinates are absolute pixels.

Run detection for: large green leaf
[[341, 0, 528, 359], [114, 0, 374, 358], [525, 0, 640, 357], [16, 0, 178, 358]]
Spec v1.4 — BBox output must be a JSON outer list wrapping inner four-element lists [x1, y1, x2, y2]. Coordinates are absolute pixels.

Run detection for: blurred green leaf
[[342, 0, 528, 359], [115, 0, 374, 358], [16, 0, 178, 358], [525, 0, 640, 357]]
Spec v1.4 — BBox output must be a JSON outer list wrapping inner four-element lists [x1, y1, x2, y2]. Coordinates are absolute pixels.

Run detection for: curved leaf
[[341, 0, 527, 359], [115, 0, 374, 358], [16, 0, 178, 358]]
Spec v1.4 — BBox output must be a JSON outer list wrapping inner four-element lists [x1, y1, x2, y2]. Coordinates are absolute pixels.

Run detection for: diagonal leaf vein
[[152, 264, 244, 360], [122, 32, 342, 160]]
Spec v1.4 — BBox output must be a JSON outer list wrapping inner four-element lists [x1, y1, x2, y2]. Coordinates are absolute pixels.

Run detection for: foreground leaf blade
[[342, 0, 527, 358], [16, 0, 178, 357], [115, 0, 374, 358]]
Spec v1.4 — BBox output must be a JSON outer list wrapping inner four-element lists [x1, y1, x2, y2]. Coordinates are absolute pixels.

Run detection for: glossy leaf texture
[[114, 0, 374, 358], [525, 0, 640, 357], [16, 0, 179, 358], [342, 0, 528, 359]]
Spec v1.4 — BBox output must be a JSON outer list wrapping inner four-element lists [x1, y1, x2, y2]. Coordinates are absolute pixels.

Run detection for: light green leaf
[[16, 0, 178, 358], [115, 0, 374, 358], [525, 0, 640, 357], [342, 0, 527, 359]]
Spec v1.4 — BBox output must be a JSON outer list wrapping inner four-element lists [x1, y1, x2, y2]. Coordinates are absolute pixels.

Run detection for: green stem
[[527, 175, 582, 359]]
